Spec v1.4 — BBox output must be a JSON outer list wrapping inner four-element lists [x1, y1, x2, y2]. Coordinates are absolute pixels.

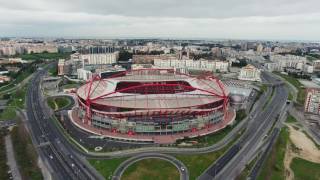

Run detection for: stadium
[[70, 68, 236, 144]]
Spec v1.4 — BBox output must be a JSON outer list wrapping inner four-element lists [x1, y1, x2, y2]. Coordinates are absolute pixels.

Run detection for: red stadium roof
[[77, 69, 228, 110]]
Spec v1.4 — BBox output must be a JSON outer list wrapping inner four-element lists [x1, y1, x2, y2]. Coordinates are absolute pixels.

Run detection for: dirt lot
[[283, 124, 320, 180]]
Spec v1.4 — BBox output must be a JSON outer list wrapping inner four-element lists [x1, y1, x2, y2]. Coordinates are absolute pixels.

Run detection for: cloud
[[0, 0, 319, 40]]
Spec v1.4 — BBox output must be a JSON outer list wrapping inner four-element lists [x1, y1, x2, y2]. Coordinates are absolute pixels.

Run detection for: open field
[[11, 122, 43, 180], [286, 114, 298, 123], [47, 96, 71, 110], [0, 85, 28, 121], [122, 159, 180, 180], [88, 157, 128, 179], [283, 123, 320, 180], [290, 157, 320, 180]]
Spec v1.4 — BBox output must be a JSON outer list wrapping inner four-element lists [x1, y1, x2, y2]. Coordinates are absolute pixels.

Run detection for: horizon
[[2, 36, 320, 43], [1, 0, 320, 41]]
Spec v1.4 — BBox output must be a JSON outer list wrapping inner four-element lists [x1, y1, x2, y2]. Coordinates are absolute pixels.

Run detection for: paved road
[[112, 153, 189, 180], [26, 69, 103, 180], [198, 71, 289, 180], [248, 101, 291, 179]]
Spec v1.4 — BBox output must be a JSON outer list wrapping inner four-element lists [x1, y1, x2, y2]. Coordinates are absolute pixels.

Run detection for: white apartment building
[[80, 52, 118, 65], [25, 45, 58, 54], [313, 60, 320, 72], [238, 65, 261, 82], [305, 88, 320, 115], [77, 68, 92, 81], [0, 46, 18, 56], [154, 59, 229, 72], [303, 64, 314, 74], [268, 55, 307, 71]]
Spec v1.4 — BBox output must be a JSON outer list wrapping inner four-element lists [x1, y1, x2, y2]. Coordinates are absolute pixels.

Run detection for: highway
[[197, 72, 288, 180], [26, 69, 103, 180], [112, 153, 189, 180]]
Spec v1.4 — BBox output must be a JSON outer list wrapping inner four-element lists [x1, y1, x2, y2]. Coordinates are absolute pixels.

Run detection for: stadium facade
[[71, 69, 236, 143]]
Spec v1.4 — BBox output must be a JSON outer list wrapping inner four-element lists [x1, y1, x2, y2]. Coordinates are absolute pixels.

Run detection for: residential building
[[58, 59, 66, 76], [153, 59, 229, 72], [305, 88, 320, 115], [303, 64, 314, 74], [80, 52, 118, 65], [313, 60, 320, 72], [238, 64, 261, 81], [267, 55, 307, 71]]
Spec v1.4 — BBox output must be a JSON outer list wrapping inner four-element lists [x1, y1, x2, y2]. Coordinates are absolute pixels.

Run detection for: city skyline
[[1, 0, 320, 41]]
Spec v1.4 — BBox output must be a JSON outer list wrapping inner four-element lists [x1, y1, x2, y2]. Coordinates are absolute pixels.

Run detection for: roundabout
[[112, 153, 189, 180]]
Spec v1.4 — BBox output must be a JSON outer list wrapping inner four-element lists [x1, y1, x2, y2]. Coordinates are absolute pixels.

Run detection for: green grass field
[[48, 65, 58, 76], [288, 92, 293, 101], [88, 157, 128, 179], [47, 97, 71, 110], [259, 84, 268, 92], [257, 127, 289, 180], [122, 159, 180, 180], [0, 108, 16, 121], [18, 52, 71, 61], [11, 122, 43, 180], [290, 157, 320, 180], [175, 149, 226, 180], [0, 85, 28, 121], [285, 114, 297, 123]]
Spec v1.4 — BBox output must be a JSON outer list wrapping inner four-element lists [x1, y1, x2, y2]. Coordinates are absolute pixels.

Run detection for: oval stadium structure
[[70, 69, 236, 144]]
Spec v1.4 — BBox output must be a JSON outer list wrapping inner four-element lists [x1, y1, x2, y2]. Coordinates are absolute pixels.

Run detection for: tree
[[118, 50, 133, 61]]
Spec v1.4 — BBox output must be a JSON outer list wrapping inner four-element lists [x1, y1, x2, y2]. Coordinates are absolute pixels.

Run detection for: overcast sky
[[0, 0, 319, 41]]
